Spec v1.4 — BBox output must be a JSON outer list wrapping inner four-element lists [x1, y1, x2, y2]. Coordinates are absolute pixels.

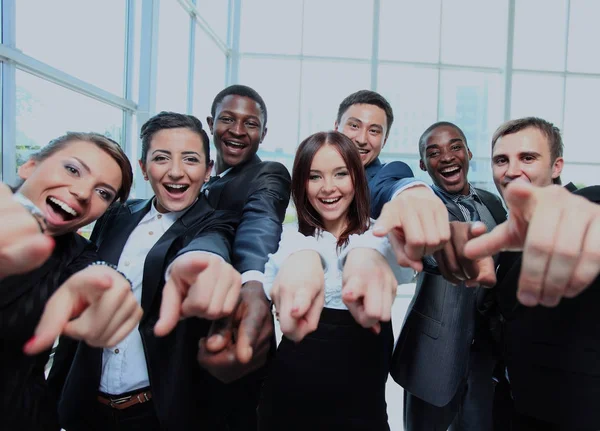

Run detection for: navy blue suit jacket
[[366, 158, 417, 219]]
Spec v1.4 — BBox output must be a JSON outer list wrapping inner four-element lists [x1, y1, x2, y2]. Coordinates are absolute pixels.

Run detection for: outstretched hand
[[465, 182, 600, 307]]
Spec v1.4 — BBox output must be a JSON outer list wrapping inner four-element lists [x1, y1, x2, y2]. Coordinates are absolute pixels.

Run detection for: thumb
[[291, 288, 316, 318], [468, 221, 488, 239], [464, 221, 513, 260], [171, 254, 212, 285], [154, 278, 184, 337], [24, 272, 112, 355], [342, 278, 365, 304], [205, 317, 234, 353], [373, 210, 399, 237], [503, 181, 535, 218], [475, 256, 497, 288]]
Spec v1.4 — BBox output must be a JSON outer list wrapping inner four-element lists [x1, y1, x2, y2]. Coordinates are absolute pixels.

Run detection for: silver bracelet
[[12, 192, 48, 234], [88, 260, 133, 288]]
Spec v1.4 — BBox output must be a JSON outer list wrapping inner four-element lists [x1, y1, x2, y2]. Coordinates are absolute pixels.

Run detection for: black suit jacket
[[496, 185, 600, 428], [206, 155, 291, 275], [1, 233, 96, 431], [391, 188, 507, 407], [54, 195, 238, 430]]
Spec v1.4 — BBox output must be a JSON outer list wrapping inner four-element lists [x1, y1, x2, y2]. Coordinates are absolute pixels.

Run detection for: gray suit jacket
[[390, 188, 506, 407]]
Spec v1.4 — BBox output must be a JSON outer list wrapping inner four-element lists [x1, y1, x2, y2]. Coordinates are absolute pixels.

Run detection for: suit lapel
[[476, 189, 508, 225], [140, 195, 214, 315], [208, 155, 262, 208], [98, 200, 152, 265], [432, 189, 464, 221]]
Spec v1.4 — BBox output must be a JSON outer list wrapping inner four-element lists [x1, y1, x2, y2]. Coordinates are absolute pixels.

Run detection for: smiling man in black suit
[[199, 85, 291, 430]]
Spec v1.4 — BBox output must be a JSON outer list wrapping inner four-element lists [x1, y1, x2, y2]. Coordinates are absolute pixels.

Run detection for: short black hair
[[210, 85, 268, 127], [418, 121, 468, 159], [336, 90, 394, 138], [140, 111, 210, 166]]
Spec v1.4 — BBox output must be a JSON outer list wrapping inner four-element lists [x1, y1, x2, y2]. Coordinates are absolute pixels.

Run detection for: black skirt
[[258, 308, 393, 431]]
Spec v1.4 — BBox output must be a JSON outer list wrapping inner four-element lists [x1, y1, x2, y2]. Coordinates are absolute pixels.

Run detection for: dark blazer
[[53, 195, 238, 430], [496, 185, 600, 428], [205, 155, 290, 430], [390, 188, 507, 407], [365, 158, 416, 219], [1, 232, 96, 431], [206, 155, 291, 274]]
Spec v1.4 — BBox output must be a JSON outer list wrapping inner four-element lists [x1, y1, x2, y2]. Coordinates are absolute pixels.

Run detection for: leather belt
[[97, 390, 152, 410]]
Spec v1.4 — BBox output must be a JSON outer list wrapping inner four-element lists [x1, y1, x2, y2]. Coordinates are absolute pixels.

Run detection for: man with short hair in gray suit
[[391, 121, 506, 431]]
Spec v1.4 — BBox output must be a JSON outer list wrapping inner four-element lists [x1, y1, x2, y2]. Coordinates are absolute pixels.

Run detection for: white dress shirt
[[263, 223, 414, 310], [99, 201, 188, 395]]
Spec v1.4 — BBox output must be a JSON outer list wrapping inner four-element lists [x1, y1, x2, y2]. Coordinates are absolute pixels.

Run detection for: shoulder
[[573, 185, 600, 204], [374, 160, 414, 179], [476, 188, 503, 204], [250, 160, 291, 178]]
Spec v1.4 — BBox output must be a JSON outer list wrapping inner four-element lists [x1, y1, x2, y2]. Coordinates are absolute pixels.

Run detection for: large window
[[15, 71, 123, 169], [15, 0, 127, 95], [2, 0, 599, 192]]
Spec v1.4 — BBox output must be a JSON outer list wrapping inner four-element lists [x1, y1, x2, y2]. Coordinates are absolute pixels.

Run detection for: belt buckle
[[109, 395, 132, 407]]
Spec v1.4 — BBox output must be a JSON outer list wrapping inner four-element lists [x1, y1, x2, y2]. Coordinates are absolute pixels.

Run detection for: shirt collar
[[145, 197, 196, 223], [215, 166, 233, 179], [432, 183, 480, 204]]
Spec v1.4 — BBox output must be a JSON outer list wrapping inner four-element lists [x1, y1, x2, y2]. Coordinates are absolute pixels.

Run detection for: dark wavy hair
[[292, 131, 371, 248]]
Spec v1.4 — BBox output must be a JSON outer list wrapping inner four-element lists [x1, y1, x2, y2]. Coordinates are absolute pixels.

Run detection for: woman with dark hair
[[0, 132, 142, 431], [257, 131, 413, 430]]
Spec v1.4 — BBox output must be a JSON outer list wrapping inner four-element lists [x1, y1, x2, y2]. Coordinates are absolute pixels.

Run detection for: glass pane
[[155, 1, 190, 113], [193, 29, 227, 121], [439, 70, 505, 191], [240, 0, 302, 54], [567, 0, 600, 73], [379, 0, 440, 63], [440, 0, 508, 68], [16, 0, 126, 95], [510, 73, 564, 128], [563, 77, 600, 164], [302, 0, 373, 59], [299, 61, 371, 140], [129, 0, 143, 103], [561, 163, 600, 189], [377, 65, 438, 156], [196, 0, 229, 44], [15, 71, 123, 172], [239, 58, 301, 161], [513, 0, 568, 71]]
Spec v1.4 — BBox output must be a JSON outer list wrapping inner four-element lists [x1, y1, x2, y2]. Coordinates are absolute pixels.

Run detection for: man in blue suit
[[334, 90, 450, 271]]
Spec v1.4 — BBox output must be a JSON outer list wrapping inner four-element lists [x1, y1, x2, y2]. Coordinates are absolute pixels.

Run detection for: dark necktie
[[458, 197, 480, 222]]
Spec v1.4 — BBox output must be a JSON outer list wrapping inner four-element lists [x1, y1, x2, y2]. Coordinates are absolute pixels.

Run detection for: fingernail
[[540, 295, 559, 307], [209, 334, 224, 344], [518, 292, 538, 307], [23, 336, 37, 354]]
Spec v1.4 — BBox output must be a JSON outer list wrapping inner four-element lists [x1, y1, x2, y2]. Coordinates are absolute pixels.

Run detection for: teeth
[[49, 197, 78, 216], [441, 166, 460, 173], [226, 141, 245, 148], [165, 184, 187, 189], [358, 150, 368, 154], [321, 197, 341, 204]]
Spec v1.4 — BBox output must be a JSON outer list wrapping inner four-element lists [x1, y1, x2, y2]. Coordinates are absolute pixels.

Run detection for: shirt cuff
[[165, 251, 224, 281], [339, 229, 388, 267], [241, 270, 265, 285], [391, 180, 430, 200]]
